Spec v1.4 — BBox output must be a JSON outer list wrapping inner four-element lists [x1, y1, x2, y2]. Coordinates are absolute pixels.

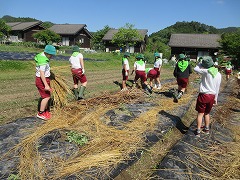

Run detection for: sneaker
[[37, 112, 49, 120], [202, 128, 210, 135], [194, 129, 201, 137], [154, 84, 157, 89], [157, 85, 162, 90], [45, 110, 52, 119]]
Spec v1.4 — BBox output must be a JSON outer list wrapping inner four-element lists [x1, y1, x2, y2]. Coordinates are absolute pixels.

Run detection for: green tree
[[0, 19, 11, 39], [91, 25, 111, 50], [33, 29, 61, 45], [220, 30, 240, 68], [41, 21, 54, 29], [111, 23, 143, 51]]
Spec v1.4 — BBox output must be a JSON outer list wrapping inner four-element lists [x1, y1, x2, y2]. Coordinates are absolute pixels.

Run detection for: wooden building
[[6, 21, 45, 42], [102, 29, 148, 53], [168, 34, 221, 60], [49, 24, 93, 48]]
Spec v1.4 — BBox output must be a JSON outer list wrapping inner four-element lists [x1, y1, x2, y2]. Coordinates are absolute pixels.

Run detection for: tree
[[33, 29, 61, 45], [0, 19, 11, 39], [41, 21, 54, 29], [111, 23, 143, 51], [220, 30, 240, 68], [91, 25, 111, 50]]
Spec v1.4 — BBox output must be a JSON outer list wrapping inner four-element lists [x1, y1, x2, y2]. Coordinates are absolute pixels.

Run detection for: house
[[102, 29, 148, 53], [6, 21, 45, 42], [49, 24, 93, 48], [168, 34, 221, 60]]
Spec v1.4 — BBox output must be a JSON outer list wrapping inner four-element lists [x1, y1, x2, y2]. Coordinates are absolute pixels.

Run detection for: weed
[[7, 174, 20, 180], [66, 131, 88, 146]]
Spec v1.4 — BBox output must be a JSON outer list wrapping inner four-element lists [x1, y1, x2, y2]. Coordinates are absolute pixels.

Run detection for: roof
[[6, 21, 43, 31], [102, 29, 148, 41], [49, 24, 92, 37], [168, 34, 221, 48]]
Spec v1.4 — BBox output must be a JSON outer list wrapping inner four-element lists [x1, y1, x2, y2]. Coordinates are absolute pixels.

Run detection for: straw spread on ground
[[3, 69, 239, 179]]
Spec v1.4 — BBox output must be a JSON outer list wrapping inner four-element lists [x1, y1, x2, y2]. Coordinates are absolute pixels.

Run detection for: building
[[168, 33, 221, 60], [49, 24, 93, 48], [6, 21, 45, 42], [102, 29, 148, 53]]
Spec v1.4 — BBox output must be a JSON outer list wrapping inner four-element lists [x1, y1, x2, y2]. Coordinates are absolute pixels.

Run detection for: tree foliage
[[41, 21, 54, 29], [33, 29, 61, 45], [149, 21, 218, 45], [111, 23, 143, 49], [220, 30, 240, 66], [91, 25, 111, 50], [0, 19, 11, 39], [1, 15, 37, 22]]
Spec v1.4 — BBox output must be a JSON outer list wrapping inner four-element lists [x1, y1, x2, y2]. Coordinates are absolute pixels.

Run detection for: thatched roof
[[102, 29, 148, 41], [6, 21, 43, 31], [168, 34, 221, 48], [49, 24, 93, 37]]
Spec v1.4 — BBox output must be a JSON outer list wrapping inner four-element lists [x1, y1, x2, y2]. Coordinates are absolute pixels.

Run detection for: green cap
[[154, 52, 160, 57], [124, 52, 130, 57], [136, 54, 144, 59], [201, 56, 214, 68], [72, 46, 80, 52], [179, 54, 185, 60], [44, 45, 56, 55]]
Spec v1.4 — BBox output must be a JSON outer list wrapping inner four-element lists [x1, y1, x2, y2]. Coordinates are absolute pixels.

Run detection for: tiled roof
[[6, 21, 43, 31], [102, 29, 148, 41], [49, 24, 87, 35], [168, 34, 221, 48]]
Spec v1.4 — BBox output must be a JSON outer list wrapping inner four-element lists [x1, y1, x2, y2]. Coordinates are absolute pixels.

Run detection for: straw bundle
[[50, 71, 73, 109]]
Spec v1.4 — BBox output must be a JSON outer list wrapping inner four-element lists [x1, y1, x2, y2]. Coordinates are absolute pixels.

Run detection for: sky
[[0, 0, 240, 35]]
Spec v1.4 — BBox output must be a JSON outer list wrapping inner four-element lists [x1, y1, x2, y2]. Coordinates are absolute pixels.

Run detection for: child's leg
[[40, 97, 51, 112], [197, 112, 204, 130], [203, 113, 210, 128]]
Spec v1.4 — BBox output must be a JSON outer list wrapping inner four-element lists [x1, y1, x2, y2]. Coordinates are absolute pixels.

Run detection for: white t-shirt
[[122, 58, 130, 70], [69, 53, 84, 69], [35, 53, 50, 77], [194, 64, 221, 102], [134, 61, 145, 71], [154, 58, 162, 68]]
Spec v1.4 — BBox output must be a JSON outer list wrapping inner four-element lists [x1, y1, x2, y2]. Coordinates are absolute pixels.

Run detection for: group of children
[[35, 45, 88, 120], [121, 52, 163, 94], [35, 45, 223, 138]]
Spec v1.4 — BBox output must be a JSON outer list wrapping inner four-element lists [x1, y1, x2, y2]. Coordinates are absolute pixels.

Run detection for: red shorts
[[35, 77, 51, 98], [71, 68, 87, 84], [147, 69, 157, 80], [154, 67, 160, 78], [122, 69, 129, 80], [134, 70, 146, 83], [195, 93, 215, 113], [177, 78, 189, 88], [225, 69, 232, 75]]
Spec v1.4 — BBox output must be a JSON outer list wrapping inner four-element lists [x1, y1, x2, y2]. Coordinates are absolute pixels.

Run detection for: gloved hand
[[125, 71, 128, 76], [82, 68, 85, 74]]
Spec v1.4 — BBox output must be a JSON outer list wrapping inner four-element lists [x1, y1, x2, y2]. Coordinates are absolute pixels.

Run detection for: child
[[121, 52, 130, 92], [69, 46, 87, 100], [35, 45, 56, 120], [194, 56, 222, 137], [153, 52, 162, 89], [225, 61, 232, 80], [173, 54, 192, 102], [145, 67, 157, 90], [131, 54, 152, 94]]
